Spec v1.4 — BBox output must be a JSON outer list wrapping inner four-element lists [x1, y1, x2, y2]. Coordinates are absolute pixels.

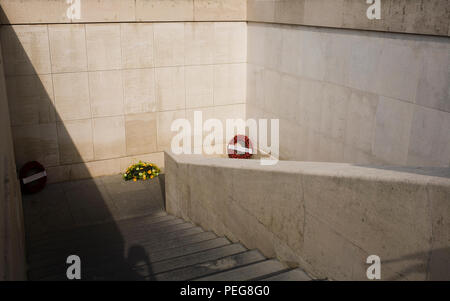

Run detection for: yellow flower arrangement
[[123, 161, 160, 182]]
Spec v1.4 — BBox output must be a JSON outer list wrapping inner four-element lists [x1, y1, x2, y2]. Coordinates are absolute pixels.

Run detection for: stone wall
[[248, 0, 450, 37], [0, 21, 246, 183], [165, 151, 450, 280], [247, 22, 450, 167], [0, 30, 26, 280], [0, 0, 247, 24]]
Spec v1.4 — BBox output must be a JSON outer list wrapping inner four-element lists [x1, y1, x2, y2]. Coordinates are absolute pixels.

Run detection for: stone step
[[29, 237, 231, 279], [153, 250, 266, 281], [29, 231, 221, 271], [29, 224, 203, 262], [195, 260, 287, 281], [40, 243, 248, 281], [261, 268, 312, 281], [28, 212, 173, 247]]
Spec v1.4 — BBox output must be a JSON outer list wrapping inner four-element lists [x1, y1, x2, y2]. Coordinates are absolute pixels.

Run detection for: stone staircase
[[23, 175, 311, 281]]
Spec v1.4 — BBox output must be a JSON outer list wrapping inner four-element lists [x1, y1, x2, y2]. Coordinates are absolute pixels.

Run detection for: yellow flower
[[150, 175, 154, 179], [147, 170, 152, 174], [133, 178, 137, 182], [149, 164, 153, 166]]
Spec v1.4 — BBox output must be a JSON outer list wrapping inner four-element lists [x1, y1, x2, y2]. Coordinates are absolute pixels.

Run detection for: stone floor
[[23, 175, 311, 281]]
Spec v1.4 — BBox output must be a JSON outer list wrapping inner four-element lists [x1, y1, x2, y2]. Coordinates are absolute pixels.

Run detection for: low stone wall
[[165, 151, 450, 280]]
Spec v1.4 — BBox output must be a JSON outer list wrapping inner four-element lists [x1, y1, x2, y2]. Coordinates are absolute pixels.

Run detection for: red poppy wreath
[[227, 135, 253, 159]]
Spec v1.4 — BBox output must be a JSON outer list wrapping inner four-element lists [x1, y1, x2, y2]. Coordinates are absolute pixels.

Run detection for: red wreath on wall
[[19, 161, 47, 194], [227, 135, 253, 159]]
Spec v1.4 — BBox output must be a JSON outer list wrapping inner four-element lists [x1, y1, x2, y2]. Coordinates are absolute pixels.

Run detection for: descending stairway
[[23, 175, 311, 281]]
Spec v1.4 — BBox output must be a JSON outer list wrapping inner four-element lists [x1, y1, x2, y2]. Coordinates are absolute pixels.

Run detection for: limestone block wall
[[247, 22, 450, 167], [0, 33, 26, 280], [248, 0, 450, 37], [0, 21, 246, 182], [0, 0, 247, 24], [165, 151, 450, 280]]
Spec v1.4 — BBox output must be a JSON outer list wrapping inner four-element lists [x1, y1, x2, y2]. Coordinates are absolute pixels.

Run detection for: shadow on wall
[[0, 11, 154, 280], [384, 247, 450, 281]]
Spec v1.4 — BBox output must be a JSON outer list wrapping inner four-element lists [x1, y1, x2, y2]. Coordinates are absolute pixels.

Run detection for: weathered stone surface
[[165, 152, 450, 280]]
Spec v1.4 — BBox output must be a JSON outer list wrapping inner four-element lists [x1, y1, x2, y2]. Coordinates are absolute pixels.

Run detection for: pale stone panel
[[48, 24, 87, 73], [153, 23, 185, 67], [274, 0, 305, 25], [246, 23, 266, 66], [0, 0, 70, 24], [213, 63, 246, 106], [299, 28, 328, 81], [374, 38, 421, 103], [88, 70, 124, 117], [247, 0, 275, 22], [76, 0, 136, 23], [125, 113, 158, 156], [407, 107, 450, 167], [246, 64, 265, 108], [303, 0, 344, 28], [57, 119, 94, 164], [213, 104, 246, 143], [344, 90, 379, 155], [155, 66, 186, 111], [136, 0, 194, 21], [280, 26, 303, 76], [302, 213, 369, 280], [186, 106, 215, 152], [185, 65, 214, 109], [194, 0, 246, 21], [0, 25, 51, 76], [184, 22, 214, 65], [86, 24, 122, 71], [247, 23, 280, 69], [119, 152, 165, 172], [278, 73, 300, 122], [122, 68, 156, 115], [262, 68, 282, 117], [11, 123, 59, 168], [53, 72, 91, 121], [157, 110, 186, 151], [297, 78, 323, 130], [304, 174, 432, 280], [263, 25, 283, 70], [372, 96, 414, 165], [319, 83, 351, 141], [214, 22, 247, 64], [415, 39, 450, 112], [70, 158, 122, 180], [348, 32, 384, 94], [92, 116, 126, 160], [323, 30, 352, 86], [6, 74, 55, 126], [120, 23, 154, 69]]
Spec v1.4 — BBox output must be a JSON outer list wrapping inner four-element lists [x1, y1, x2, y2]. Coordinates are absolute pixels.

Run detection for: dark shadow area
[[382, 247, 450, 281], [0, 10, 163, 280]]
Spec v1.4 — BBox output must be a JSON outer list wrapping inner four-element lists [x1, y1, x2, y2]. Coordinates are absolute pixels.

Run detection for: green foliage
[[123, 161, 160, 182]]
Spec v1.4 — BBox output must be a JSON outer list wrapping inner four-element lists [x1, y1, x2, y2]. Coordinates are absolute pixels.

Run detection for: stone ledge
[[164, 151, 450, 280]]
